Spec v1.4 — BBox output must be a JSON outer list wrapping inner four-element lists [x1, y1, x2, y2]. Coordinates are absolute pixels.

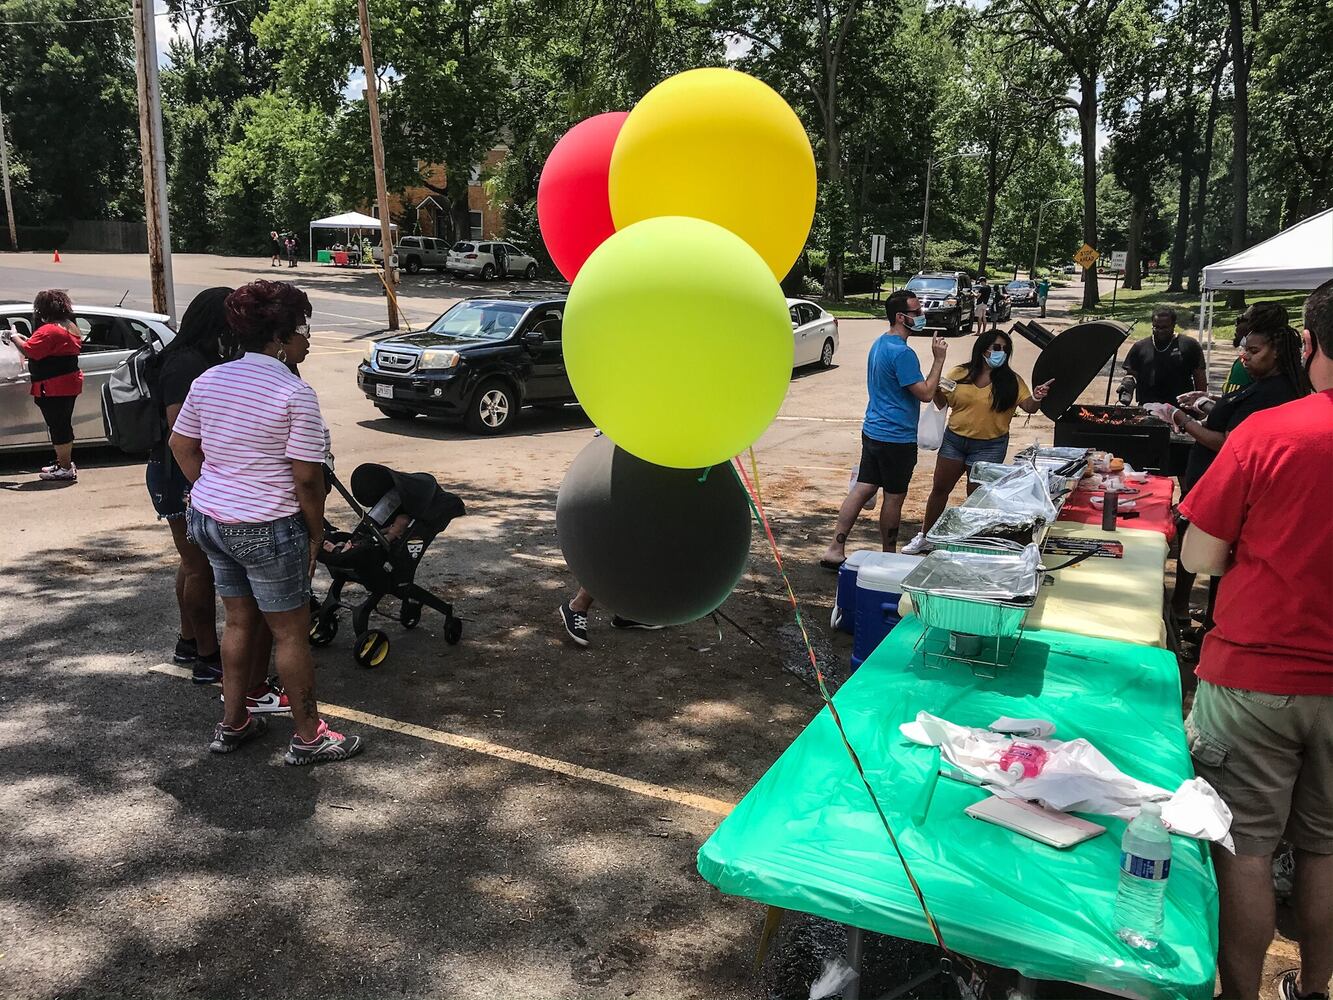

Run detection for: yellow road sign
[[1073, 243, 1100, 270]]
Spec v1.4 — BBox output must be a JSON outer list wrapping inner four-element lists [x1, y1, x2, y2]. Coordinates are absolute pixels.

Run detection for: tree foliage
[[0, 0, 1327, 291]]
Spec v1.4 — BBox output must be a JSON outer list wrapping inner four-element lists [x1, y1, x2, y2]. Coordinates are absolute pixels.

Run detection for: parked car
[[357, 295, 573, 434], [787, 298, 839, 368], [446, 241, 539, 280], [0, 304, 175, 452], [904, 272, 976, 336], [1063, 263, 1078, 274], [1005, 279, 1038, 307], [370, 236, 451, 274]]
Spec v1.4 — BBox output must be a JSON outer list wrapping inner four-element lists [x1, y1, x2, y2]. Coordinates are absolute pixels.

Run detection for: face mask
[[986, 350, 1007, 368], [904, 314, 926, 332]]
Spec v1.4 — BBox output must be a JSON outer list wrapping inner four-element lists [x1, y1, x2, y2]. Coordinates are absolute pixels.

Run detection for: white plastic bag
[[0, 338, 23, 381], [900, 711, 1234, 849], [918, 401, 947, 451]]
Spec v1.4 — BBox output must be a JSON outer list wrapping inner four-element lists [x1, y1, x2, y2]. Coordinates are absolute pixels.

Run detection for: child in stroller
[[311, 462, 465, 667]]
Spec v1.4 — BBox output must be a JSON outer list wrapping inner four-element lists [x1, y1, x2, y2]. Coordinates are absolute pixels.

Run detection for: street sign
[[1110, 250, 1127, 271], [870, 234, 886, 264], [1073, 243, 1100, 270], [892, 256, 903, 273]]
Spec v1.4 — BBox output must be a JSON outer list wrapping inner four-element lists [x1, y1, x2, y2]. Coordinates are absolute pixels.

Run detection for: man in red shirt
[[1180, 278, 1333, 1000]]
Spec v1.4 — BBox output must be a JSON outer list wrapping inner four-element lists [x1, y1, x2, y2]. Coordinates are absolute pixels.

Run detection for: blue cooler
[[851, 554, 922, 671], [832, 550, 876, 633]]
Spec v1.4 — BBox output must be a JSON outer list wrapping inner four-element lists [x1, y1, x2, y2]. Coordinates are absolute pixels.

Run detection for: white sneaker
[[901, 532, 932, 556], [38, 463, 77, 482], [40, 460, 59, 474]]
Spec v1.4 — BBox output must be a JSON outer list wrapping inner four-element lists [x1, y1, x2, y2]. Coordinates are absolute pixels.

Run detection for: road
[[0, 253, 1173, 1000]]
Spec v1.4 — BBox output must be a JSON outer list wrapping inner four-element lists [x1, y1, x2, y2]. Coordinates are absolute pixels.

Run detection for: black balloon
[[556, 434, 753, 626]]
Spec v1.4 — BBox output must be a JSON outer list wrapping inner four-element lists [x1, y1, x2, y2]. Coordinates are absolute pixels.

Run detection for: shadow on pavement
[[2, 474, 940, 999]]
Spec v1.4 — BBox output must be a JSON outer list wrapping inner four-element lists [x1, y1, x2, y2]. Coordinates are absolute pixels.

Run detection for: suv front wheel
[[405, 256, 422, 274], [465, 379, 516, 434]]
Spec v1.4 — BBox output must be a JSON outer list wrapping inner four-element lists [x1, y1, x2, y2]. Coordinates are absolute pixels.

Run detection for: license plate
[[375, 383, 393, 399]]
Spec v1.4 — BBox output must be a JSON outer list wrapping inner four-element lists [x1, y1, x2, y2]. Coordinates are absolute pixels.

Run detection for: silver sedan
[[0, 303, 176, 452]]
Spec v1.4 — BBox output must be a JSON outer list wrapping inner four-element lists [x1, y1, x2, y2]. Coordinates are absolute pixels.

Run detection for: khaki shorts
[[1186, 680, 1333, 856]]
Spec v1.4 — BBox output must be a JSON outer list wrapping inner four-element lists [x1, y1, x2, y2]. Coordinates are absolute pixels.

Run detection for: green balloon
[[562, 216, 793, 469]]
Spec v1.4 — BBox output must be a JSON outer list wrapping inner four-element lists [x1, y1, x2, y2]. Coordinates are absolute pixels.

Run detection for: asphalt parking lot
[[1, 253, 1150, 999]]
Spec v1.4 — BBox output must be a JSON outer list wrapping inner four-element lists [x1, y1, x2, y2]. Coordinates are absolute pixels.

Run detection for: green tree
[[0, 0, 140, 222], [997, 0, 1136, 307], [1251, 0, 1333, 222]]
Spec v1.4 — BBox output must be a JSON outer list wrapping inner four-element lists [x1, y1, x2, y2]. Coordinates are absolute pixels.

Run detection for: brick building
[[384, 146, 509, 242]]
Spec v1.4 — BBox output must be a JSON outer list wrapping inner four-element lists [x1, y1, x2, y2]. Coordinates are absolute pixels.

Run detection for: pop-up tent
[[308, 211, 397, 261], [1198, 207, 1333, 367]]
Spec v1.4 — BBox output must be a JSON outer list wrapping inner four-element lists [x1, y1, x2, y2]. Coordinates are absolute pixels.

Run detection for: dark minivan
[[356, 295, 573, 434]]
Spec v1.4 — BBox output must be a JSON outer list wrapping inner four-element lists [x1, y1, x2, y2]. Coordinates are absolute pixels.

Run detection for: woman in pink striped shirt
[[171, 280, 363, 765]]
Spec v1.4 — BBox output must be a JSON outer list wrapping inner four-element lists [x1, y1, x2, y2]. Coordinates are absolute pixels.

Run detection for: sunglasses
[[293, 323, 311, 339]]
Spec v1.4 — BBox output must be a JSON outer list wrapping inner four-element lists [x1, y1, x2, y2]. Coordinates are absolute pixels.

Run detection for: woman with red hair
[[170, 280, 363, 765]]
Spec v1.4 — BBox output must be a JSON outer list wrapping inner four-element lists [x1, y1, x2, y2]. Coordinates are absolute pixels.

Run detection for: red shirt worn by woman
[[23, 322, 84, 397]]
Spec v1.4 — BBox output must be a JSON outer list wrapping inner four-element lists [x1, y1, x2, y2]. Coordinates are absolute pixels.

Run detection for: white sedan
[[788, 297, 839, 368], [0, 304, 175, 452]]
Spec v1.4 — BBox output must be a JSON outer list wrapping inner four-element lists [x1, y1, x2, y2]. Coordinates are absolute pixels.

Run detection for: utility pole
[[358, 0, 398, 330], [131, 0, 176, 319], [0, 87, 17, 251]]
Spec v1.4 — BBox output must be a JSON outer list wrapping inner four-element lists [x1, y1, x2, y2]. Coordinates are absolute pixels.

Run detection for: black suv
[[904, 272, 976, 336], [356, 295, 574, 434]]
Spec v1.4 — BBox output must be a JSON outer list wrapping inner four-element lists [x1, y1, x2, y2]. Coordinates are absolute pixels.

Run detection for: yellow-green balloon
[[563, 216, 793, 469]]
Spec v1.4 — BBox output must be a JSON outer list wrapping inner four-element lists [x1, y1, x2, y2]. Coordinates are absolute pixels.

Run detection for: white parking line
[[148, 663, 736, 816]]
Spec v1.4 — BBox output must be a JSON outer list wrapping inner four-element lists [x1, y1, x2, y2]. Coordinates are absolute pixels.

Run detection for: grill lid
[[1028, 319, 1132, 420]]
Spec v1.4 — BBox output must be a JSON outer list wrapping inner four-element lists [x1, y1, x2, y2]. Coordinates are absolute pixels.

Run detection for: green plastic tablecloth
[[698, 618, 1217, 1000]]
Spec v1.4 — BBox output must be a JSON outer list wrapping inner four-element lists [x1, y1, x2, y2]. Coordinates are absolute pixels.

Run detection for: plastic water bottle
[[1114, 802, 1172, 949]]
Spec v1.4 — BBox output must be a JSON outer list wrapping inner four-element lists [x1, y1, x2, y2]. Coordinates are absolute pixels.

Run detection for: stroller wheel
[[444, 616, 463, 646], [354, 630, 391, 668], [400, 600, 422, 629], [309, 614, 338, 647]]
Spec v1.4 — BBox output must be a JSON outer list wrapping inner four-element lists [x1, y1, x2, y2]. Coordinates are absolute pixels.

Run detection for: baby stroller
[[310, 462, 466, 667]]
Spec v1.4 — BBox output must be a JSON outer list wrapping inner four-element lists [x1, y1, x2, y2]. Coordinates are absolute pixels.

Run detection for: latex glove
[[1032, 378, 1054, 401], [1176, 390, 1215, 415], [1143, 402, 1181, 426]]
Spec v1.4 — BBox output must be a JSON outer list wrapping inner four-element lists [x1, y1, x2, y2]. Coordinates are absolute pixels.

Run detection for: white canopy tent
[[307, 211, 398, 262], [1198, 207, 1333, 371]]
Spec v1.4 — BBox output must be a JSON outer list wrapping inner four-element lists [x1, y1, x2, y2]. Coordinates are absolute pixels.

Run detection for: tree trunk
[[1187, 59, 1226, 295], [1225, 0, 1249, 309], [1125, 195, 1145, 290], [1167, 82, 1196, 292], [821, 137, 845, 300], [1078, 81, 1100, 308], [979, 146, 999, 276]]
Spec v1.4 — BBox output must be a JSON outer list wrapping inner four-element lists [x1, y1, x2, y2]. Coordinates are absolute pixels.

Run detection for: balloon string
[[730, 452, 954, 960], [698, 466, 711, 484]]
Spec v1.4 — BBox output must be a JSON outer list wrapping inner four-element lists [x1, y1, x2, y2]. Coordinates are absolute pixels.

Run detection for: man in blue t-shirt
[[821, 289, 948, 566]]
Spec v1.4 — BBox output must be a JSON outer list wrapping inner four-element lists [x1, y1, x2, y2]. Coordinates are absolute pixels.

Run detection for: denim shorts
[[939, 428, 1009, 466], [186, 508, 310, 613], [146, 457, 191, 520]]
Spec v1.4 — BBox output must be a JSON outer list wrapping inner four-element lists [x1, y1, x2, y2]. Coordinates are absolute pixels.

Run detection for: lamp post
[[1032, 197, 1072, 277], [919, 150, 983, 273]]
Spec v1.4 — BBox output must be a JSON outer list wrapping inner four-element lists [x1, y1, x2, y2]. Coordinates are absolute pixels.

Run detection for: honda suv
[[904, 272, 976, 336], [356, 295, 573, 434]]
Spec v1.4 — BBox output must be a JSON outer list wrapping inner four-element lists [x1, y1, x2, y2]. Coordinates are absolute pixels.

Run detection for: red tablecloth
[[1057, 473, 1177, 543]]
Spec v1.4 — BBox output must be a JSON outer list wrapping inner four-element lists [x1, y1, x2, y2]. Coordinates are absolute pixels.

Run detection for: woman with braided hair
[[1161, 304, 1311, 625]]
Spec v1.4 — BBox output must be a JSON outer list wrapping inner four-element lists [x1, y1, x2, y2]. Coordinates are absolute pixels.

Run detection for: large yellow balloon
[[563, 216, 793, 469], [609, 68, 816, 281]]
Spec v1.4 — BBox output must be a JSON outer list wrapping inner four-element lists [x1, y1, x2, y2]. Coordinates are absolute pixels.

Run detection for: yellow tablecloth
[[1028, 521, 1169, 647]]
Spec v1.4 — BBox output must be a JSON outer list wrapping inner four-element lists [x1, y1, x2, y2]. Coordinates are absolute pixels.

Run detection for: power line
[[0, 0, 248, 28]]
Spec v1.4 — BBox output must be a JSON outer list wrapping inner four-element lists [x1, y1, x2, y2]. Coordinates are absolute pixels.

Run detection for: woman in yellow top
[[903, 330, 1052, 554]]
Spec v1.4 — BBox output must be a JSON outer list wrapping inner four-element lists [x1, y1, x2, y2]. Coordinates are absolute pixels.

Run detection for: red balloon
[[537, 112, 627, 282]]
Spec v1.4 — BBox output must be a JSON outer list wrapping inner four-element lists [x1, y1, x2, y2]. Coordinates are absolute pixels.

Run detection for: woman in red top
[[10, 289, 83, 482]]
